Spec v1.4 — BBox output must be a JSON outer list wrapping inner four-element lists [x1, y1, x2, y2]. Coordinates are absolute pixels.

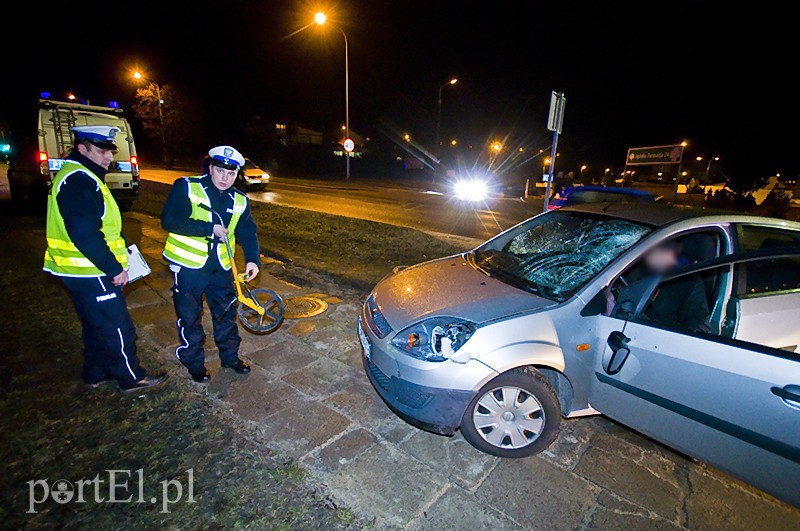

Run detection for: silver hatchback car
[[359, 203, 800, 507]]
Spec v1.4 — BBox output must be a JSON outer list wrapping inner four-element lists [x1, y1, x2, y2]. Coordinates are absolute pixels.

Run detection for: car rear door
[[590, 255, 800, 507]]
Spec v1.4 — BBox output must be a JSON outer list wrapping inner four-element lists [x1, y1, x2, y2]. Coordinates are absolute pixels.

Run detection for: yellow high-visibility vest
[[163, 178, 247, 270], [43, 160, 128, 277]]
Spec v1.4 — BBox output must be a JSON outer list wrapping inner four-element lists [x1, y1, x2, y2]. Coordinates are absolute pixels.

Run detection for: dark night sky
[[2, 1, 797, 177]]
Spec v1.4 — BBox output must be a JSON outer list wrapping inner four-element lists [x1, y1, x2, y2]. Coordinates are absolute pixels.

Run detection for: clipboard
[[126, 244, 151, 283]]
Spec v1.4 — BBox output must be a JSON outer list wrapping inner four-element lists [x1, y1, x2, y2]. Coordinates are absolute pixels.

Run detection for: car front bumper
[[358, 313, 493, 436]]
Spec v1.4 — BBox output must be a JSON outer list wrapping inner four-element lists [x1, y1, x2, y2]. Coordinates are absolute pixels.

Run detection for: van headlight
[[391, 318, 476, 362]]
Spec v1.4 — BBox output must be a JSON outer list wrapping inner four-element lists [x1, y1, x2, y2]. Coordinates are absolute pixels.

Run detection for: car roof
[[561, 201, 800, 229], [565, 186, 653, 198]]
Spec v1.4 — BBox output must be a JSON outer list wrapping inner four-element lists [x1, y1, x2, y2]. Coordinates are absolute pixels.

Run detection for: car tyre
[[460, 367, 561, 458]]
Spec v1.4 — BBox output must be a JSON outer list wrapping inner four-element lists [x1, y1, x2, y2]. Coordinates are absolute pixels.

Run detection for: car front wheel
[[460, 368, 561, 458]]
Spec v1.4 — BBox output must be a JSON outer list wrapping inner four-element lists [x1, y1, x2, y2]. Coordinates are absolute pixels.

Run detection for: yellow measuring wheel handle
[[233, 271, 266, 316]]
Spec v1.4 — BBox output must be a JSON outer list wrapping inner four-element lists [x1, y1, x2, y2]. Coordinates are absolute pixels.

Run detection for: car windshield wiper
[[482, 264, 545, 297], [466, 250, 493, 277]]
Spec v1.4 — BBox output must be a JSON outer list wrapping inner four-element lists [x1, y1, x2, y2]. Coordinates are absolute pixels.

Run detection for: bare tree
[[133, 83, 195, 169]]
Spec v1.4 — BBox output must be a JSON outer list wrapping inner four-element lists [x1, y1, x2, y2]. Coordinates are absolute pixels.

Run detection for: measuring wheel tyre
[[237, 288, 285, 334], [460, 367, 561, 458]]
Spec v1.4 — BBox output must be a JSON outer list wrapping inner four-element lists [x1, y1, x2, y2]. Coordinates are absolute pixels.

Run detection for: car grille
[[364, 295, 392, 339], [366, 357, 390, 392], [395, 387, 433, 409]]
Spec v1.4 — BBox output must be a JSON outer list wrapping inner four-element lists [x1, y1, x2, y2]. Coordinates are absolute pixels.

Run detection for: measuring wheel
[[237, 288, 285, 334]]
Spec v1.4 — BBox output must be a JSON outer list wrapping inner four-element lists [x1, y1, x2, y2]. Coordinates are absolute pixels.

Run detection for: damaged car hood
[[372, 256, 556, 331]]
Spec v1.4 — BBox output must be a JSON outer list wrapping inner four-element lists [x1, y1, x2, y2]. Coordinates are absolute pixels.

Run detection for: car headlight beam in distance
[[454, 179, 488, 202]]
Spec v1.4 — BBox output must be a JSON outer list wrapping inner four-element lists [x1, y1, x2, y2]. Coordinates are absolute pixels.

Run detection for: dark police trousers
[[61, 275, 147, 388], [171, 261, 241, 372]]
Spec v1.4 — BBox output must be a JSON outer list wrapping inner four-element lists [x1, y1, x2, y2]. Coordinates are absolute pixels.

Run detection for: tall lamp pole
[[132, 71, 167, 166], [315, 12, 351, 181], [699, 155, 720, 182], [435, 78, 458, 147]]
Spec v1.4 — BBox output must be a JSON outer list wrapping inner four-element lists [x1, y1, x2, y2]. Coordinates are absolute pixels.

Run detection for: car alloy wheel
[[460, 367, 561, 458]]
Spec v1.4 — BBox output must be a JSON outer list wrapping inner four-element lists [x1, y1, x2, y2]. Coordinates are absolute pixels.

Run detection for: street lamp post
[[315, 12, 351, 181], [701, 156, 720, 182], [672, 140, 689, 201], [132, 71, 168, 166], [435, 78, 458, 147]]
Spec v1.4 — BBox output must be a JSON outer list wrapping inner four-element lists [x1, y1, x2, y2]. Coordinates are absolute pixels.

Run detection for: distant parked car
[[359, 202, 800, 508], [236, 158, 270, 191], [549, 186, 655, 210]]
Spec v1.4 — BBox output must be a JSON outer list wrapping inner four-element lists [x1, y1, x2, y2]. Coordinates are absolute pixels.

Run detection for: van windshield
[[469, 211, 651, 302]]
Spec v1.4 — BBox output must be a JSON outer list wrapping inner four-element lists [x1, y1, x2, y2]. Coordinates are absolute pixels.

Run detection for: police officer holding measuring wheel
[[161, 146, 260, 382], [43, 126, 167, 394]]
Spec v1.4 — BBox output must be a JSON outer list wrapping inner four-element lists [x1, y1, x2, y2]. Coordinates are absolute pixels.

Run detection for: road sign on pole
[[543, 91, 566, 212], [547, 91, 566, 134], [343, 138, 355, 153]]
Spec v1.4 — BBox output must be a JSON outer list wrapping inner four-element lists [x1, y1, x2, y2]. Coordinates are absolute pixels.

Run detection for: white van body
[[37, 99, 140, 207]]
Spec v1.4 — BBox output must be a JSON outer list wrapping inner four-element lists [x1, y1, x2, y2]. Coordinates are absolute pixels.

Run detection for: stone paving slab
[[477, 456, 600, 530], [322, 442, 451, 528], [412, 486, 520, 531], [123, 212, 800, 529]]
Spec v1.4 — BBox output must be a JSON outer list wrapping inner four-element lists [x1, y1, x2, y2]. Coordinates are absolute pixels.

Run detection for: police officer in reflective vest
[[161, 146, 260, 382], [43, 126, 167, 393]]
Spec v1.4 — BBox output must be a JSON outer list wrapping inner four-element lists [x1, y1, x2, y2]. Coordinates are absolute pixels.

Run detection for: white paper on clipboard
[[126, 244, 151, 282]]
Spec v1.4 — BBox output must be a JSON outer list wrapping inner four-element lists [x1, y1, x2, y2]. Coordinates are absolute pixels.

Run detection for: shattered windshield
[[470, 211, 651, 302]]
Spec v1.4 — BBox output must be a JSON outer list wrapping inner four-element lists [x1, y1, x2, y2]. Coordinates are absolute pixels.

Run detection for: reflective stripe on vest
[[43, 160, 129, 277], [162, 179, 247, 270]]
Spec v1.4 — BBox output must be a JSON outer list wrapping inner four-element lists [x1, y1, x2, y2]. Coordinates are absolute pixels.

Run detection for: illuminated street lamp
[[435, 78, 458, 146], [67, 93, 76, 101], [403, 133, 411, 142], [604, 167, 611, 175], [491, 142, 502, 152], [314, 12, 351, 180], [450, 139, 457, 147], [131, 70, 168, 165]]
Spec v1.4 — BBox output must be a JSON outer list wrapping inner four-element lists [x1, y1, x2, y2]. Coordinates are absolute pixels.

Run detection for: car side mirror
[[605, 330, 631, 375]]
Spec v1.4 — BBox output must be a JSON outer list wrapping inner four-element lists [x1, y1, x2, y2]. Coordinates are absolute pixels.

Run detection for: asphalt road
[[140, 168, 544, 241]]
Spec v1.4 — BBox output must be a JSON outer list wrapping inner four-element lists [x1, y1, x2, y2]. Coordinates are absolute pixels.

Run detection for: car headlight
[[261, 173, 270, 180], [391, 317, 476, 362], [453, 179, 487, 201]]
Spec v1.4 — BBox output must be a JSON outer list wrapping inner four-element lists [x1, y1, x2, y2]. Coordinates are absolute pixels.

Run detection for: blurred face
[[77, 142, 115, 169], [643, 245, 678, 274], [209, 164, 237, 190]]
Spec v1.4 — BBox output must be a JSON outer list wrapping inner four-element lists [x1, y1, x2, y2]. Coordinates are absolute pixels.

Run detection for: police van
[[11, 99, 140, 208]]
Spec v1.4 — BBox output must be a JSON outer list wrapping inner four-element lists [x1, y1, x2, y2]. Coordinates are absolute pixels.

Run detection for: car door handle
[[771, 385, 800, 406]]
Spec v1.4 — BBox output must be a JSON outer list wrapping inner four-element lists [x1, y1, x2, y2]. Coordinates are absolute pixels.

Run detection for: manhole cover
[[283, 296, 329, 319]]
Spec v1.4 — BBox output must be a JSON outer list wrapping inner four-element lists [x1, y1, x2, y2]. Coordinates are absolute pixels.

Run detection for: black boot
[[221, 359, 250, 374], [189, 368, 211, 382]]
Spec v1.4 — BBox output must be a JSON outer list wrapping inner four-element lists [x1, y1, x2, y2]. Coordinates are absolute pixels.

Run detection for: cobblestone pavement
[[124, 212, 799, 530]]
